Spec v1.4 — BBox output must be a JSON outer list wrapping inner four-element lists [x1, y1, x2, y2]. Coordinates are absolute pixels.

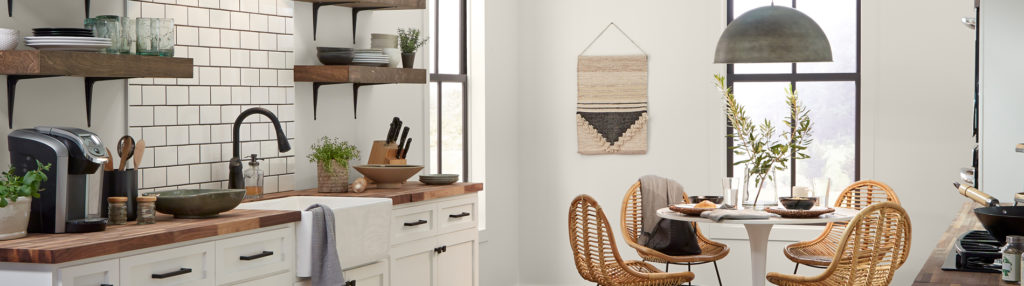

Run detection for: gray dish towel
[[306, 204, 345, 286], [639, 175, 686, 245]]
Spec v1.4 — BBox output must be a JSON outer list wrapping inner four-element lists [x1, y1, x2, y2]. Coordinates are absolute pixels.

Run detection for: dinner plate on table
[[669, 203, 720, 216]]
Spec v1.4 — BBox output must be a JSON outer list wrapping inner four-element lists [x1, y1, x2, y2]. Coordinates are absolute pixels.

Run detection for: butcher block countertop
[[913, 202, 1014, 285], [250, 182, 484, 205], [0, 209, 299, 264]]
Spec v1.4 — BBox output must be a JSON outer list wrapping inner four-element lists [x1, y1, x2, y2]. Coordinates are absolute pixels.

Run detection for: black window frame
[[725, 0, 862, 186], [430, 0, 469, 182]]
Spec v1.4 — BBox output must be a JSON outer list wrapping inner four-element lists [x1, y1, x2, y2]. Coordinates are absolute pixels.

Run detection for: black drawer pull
[[151, 267, 192, 279], [449, 212, 471, 218], [100, 284, 113, 286], [345, 280, 356, 286], [240, 251, 274, 261], [404, 219, 428, 227]]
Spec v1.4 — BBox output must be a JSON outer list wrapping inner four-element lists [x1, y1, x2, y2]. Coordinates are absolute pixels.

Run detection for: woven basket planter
[[317, 161, 349, 193]]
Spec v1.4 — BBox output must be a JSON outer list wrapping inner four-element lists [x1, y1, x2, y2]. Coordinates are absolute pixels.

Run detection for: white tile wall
[[129, 0, 294, 192]]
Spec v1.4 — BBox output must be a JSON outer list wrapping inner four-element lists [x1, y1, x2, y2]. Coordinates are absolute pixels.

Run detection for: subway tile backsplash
[[128, 0, 295, 194]]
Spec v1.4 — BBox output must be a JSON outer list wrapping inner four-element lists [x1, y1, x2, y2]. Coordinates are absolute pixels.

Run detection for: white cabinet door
[[435, 228, 477, 286], [389, 237, 436, 286], [232, 272, 294, 286], [215, 226, 294, 285], [120, 242, 215, 286], [343, 260, 389, 286], [59, 259, 119, 286]]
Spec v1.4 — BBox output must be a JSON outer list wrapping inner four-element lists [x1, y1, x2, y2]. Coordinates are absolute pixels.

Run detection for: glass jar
[[1003, 235, 1024, 282], [136, 196, 157, 225], [243, 154, 265, 200], [107, 196, 128, 225]]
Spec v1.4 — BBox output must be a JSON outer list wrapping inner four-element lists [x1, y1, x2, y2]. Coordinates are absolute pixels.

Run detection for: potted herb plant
[[0, 161, 51, 240], [398, 28, 429, 69], [308, 137, 360, 193], [714, 74, 813, 209]]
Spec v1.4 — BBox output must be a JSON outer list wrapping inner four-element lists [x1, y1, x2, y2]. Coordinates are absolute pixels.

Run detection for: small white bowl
[[0, 29, 18, 51]]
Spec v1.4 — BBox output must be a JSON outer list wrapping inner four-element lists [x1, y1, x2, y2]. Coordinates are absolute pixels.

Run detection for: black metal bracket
[[84, 77, 128, 127], [9, 1, 92, 18], [7, 75, 58, 128], [6, 75, 126, 128], [310, 2, 393, 43], [311, 82, 384, 120]]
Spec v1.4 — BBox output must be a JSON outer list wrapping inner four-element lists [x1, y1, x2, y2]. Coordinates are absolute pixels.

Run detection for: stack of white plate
[[25, 36, 111, 52], [352, 49, 389, 67]]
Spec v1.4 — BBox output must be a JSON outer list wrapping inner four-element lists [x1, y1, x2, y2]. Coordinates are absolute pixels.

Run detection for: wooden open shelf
[[293, 0, 426, 41], [294, 65, 426, 119], [0, 50, 194, 127]]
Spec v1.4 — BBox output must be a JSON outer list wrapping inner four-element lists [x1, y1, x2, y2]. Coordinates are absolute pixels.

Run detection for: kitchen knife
[[401, 138, 412, 159], [387, 119, 399, 143], [386, 121, 396, 143], [396, 127, 410, 153], [394, 118, 403, 144]]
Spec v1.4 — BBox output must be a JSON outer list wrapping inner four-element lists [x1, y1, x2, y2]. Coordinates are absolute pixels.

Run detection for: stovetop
[[942, 230, 1002, 273]]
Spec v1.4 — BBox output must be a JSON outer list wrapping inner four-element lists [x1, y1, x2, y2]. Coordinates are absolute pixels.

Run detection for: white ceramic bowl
[[0, 29, 18, 51]]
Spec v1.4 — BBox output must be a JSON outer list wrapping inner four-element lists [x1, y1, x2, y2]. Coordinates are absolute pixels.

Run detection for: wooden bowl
[[353, 164, 424, 189]]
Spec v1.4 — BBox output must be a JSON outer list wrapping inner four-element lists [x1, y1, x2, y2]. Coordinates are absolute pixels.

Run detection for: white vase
[[0, 197, 31, 240]]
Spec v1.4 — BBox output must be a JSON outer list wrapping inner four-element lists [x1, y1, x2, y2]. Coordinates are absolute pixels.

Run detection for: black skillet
[[955, 181, 1024, 243]]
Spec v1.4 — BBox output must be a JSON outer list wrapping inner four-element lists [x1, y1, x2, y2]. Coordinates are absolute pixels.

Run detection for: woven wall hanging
[[577, 23, 648, 155]]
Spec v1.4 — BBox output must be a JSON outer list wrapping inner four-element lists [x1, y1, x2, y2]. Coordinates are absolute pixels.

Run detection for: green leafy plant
[[398, 28, 429, 54], [307, 137, 360, 173], [714, 74, 813, 206], [0, 160, 52, 208]]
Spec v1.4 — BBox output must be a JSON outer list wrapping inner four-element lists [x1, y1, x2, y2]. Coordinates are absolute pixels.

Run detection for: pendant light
[[714, 3, 832, 63]]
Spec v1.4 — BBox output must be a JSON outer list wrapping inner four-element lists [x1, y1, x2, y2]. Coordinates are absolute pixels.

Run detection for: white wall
[[0, 0, 126, 214], [506, 0, 976, 285]]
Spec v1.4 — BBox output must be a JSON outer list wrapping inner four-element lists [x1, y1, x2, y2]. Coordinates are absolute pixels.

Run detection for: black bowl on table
[[779, 196, 818, 210], [688, 195, 724, 204]]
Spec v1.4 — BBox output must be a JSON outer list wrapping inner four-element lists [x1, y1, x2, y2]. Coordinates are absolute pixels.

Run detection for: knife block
[[367, 140, 407, 165]]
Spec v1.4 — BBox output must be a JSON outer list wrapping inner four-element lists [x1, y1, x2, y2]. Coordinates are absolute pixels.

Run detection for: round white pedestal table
[[656, 207, 858, 286]]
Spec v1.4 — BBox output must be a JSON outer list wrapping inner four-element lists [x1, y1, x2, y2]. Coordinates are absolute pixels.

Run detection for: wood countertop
[[250, 182, 484, 205], [0, 209, 299, 264], [913, 202, 1014, 285]]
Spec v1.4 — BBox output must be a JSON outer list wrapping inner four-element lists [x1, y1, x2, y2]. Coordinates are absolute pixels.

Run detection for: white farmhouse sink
[[237, 196, 392, 276]]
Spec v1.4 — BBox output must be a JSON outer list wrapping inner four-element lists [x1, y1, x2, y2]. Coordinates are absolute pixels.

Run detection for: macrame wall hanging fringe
[[577, 22, 649, 155]]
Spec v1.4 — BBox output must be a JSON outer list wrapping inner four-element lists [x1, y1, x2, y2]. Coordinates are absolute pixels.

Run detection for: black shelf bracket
[[312, 1, 357, 41], [7, 75, 59, 128], [84, 77, 127, 127], [310, 2, 394, 43], [311, 82, 384, 120], [351, 7, 391, 44], [85, 0, 90, 18]]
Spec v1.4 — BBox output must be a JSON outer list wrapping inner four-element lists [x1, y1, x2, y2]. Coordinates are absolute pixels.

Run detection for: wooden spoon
[[104, 147, 114, 171], [117, 136, 135, 171], [133, 140, 146, 170]]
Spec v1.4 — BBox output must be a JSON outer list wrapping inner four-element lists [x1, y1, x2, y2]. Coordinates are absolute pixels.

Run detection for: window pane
[[437, 0, 462, 74], [796, 0, 857, 73], [732, 0, 793, 74], [731, 82, 793, 193], [793, 81, 856, 206], [429, 82, 439, 173], [440, 82, 464, 179], [428, 0, 436, 73]]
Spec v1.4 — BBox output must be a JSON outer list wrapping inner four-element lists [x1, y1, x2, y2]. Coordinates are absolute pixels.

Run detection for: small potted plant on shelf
[[0, 161, 51, 240], [308, 137, 360, 193], [398, 28, 429, 69]]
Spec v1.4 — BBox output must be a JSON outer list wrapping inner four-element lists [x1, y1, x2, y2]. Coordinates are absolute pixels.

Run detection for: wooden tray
[[765, 207, 835, 218], [669, 204, 717, 216]]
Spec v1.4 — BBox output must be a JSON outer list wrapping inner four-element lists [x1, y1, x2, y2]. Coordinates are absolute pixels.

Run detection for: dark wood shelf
[[294, 65, 426, 119], [0, 50, 194, 127], [293, 0, 426, 41], [249, 182, 483, 205]]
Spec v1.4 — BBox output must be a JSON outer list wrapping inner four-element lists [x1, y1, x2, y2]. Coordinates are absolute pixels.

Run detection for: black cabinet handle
[[240, 251, 274, 261], [100, 284, 113, 286], [434, 245, 448, 254], [404, 219, 428, 227], [345, 280, 356, 286], [449, 212, 471, 218], [151, 267, 192, 279], [441, 245, 447, 253]]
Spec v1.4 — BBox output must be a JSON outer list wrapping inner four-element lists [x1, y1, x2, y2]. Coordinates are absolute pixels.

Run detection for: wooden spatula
[[133, 140, 146, 170], [104, 147, 114, 171]]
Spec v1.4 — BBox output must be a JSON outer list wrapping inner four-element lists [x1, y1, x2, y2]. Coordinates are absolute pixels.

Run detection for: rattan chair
[[569, 194, 695, 286], [767, 202, 911, 286], [620, 181, 729, 286], [785, 180, 900, 274]]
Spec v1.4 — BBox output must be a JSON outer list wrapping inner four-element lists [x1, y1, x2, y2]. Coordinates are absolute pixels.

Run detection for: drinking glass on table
[[812, 177, 832, 207], [722, 177, 740, 209]]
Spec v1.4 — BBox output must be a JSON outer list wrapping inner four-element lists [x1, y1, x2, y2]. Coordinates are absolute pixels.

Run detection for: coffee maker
[[8, 127, 109, 233]]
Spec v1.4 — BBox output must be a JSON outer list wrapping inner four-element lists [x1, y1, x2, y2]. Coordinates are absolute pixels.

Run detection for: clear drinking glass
[[136, 18, 157, 56], [812, 177, 832, 207], [96, 15, 121, 54], [120, 17, 135, 54], [722, 177, 740, 209], [155, 18, 174, 57]]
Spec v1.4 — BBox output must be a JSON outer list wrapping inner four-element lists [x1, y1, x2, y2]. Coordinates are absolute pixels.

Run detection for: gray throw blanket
[[306, 204, 344, 286], [639, 175, 686, 245]]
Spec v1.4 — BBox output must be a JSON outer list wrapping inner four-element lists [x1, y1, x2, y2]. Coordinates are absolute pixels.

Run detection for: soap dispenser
[[243, 154, 265, 200]]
